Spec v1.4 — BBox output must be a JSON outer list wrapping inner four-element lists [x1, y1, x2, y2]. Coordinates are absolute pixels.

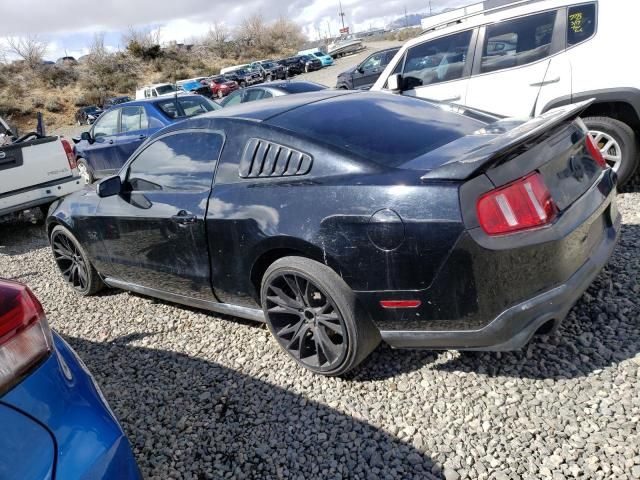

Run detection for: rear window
[[155, 85, 177, 95], [276, 82, 326, 93], [268, 94, 483, 167], [567, 3, 596, 46], [156, 97, 219, 119]]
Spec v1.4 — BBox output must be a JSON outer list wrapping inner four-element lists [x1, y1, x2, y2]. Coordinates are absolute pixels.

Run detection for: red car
[[206, 76, 240, 99]]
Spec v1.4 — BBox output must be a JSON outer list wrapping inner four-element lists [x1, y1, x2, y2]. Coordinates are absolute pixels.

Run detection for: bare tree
[[5, 35, 48, 68], [88, 33, 109, 61]]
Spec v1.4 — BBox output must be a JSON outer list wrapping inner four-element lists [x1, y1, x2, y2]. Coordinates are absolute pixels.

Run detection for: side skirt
[[103, 277, 266, 323]]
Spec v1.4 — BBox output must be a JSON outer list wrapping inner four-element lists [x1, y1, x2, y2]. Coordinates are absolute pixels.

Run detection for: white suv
[[372, 0, 640, 185]]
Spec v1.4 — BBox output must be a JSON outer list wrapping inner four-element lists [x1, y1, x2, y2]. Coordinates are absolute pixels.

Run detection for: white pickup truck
[[0, 117, 83, 217]]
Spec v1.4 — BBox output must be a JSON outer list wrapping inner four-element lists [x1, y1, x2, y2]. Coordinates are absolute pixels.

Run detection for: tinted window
[[93, 109, 119, 137], [156, 97, 218, 119], [128, 132, 223, 191], [245, 89, 266, 102], [121, 106, 149, 133], [567, 4, 596, 46], [481, 11, 557, 73], [276, 82, 326, 93], [403, 30, 472, 89], [155, 85, 177, 95], [269, 94, 483, 167]]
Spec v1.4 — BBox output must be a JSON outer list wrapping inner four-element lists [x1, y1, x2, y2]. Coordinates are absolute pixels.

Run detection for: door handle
[[138, 135, 146, 140], [171, 211, 197, 226], [108, 139, 114, 144], [440, 95, 461, 103], [530, 77, 560, 87]]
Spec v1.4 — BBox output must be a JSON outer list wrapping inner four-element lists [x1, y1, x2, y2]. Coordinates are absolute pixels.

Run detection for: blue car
[[75, 94, 220, 183], [305, 51, 334, 67], [0, 279, 140, 479]]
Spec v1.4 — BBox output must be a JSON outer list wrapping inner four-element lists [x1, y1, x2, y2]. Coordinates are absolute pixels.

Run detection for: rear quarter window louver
[[239, 138, 313, 178]]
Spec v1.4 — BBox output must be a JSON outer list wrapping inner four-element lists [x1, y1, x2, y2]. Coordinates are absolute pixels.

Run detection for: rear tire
[[583, 116, 638, 187], [261, 256, 380, 376], [50, 225, 104, 296]]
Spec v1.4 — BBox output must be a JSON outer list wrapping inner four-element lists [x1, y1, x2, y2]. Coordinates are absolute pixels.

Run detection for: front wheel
[[50, 225, 104, 296], [261, 256, 380, 376], [583, 116, 639, 187]]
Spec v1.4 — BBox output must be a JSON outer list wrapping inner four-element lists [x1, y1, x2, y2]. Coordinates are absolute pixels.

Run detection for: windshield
[[234, 69, 247, 75], [155, 85, 177, 95], [156, 97, 220, 119], [85, 106, 101, 113], [313, 52, 324, 57], [261, 62, 276, 68]]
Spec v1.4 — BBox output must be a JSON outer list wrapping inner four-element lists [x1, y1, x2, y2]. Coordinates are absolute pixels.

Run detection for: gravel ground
[[1, 188, 638, 480]]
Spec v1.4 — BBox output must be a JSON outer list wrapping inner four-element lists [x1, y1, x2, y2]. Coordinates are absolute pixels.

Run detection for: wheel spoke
[[315, 327, 342, 363], [317, 316, 343, 334], [267, 302, 300, 316], [268, 285, 303, 310], [53, 246, 73, 260], [286, 323, 310, 353], [277, 318, 305, 338]]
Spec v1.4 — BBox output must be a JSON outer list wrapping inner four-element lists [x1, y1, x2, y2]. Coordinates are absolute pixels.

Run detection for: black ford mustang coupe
[[46, 91, 620, 376]]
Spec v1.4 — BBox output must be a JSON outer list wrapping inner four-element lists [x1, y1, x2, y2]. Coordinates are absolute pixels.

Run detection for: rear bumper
[[371, 171, 621, 350], [0, 175, 83, 216], [1, 333, 141, 479], [380, 203, 620, 349]]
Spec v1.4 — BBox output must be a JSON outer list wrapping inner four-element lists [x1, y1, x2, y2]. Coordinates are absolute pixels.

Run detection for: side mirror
[[96, 175, 122, 198], [387, 74, 403, 93], [357, 66, 364, 74], [80, 131, 93, 143]]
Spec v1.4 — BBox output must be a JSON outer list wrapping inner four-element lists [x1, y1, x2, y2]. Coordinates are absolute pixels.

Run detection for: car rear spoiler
[[421, 99, 594, 182]]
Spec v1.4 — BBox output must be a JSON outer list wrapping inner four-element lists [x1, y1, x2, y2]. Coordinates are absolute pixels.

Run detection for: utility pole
[[429, 1, 432, 16], [404, 6, 409, 28], [338, 0, 346, 30]]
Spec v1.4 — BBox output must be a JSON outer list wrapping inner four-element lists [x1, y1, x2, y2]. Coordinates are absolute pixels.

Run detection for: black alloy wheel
[[261, 256, 380, 376], [50, 225, 104, 296], [265, 273, 347, 371]]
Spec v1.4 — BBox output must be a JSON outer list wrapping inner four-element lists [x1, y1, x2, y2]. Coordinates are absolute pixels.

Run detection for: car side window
[[567, 3, 596, 46], [121, 106, 149, 133], [402, 30, 472, 89], [481, 11, 557, 74], [93, 109, 119, 138], [362, 52, 385, 71], [224, 91, 244, 106], [245, 89, 266, 102], [127, 132, 224, 192]]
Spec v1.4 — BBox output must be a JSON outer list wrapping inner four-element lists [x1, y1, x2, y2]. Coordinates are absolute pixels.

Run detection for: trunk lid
[[412, 100, 600, 211], [413, 100, 594, 181]]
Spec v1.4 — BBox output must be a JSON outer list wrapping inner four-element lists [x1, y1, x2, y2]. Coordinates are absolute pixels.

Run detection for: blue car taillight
[[0, 280, 53, 395]]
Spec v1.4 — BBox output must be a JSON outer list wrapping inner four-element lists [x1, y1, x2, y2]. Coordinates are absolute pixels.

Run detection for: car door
[[465, 9, 570, 118], [113, 105, 150, 173], [96, 130, 224, 299], [399, 29, 476, 105], [352, 51, 388, 90], [84, 108, 121, 175]]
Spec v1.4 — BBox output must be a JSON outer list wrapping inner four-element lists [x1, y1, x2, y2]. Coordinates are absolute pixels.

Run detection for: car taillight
[[61, 138, 77, 170], [585, 135, 607, 169], [477, 172, 557, 236], [0, 280, 53, 395]]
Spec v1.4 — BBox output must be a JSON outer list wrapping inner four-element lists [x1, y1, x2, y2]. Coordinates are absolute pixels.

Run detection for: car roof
[[107, 94, 204, 108], [243, 80, 326, 92]]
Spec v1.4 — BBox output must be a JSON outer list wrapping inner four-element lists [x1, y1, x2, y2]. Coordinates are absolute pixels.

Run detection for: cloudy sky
[[0, 0, 469, 60]]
